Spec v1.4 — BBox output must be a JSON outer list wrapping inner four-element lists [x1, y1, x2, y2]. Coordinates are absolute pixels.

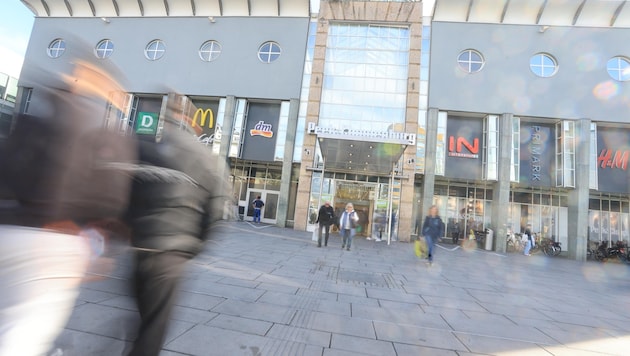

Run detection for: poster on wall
[[596, 127, 630, 194], [519, 122, 555, 187], [445, 116, 482, 180], [241, 103, 280, 162]]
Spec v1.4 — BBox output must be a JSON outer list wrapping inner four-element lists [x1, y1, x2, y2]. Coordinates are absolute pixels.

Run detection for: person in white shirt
[[338, 203, 359, 251]]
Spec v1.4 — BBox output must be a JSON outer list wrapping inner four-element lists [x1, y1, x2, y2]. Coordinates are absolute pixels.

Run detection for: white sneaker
[[366, 237, 373, 240], [375, 238, 382, 242]]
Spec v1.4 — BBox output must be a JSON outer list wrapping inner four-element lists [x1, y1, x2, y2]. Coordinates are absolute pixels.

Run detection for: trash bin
[[485, 228, 494, 250]]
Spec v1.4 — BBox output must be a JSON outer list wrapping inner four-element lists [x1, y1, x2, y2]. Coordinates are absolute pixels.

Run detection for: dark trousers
[[318, 223, 331, 246], [129, 251, 192, 356]]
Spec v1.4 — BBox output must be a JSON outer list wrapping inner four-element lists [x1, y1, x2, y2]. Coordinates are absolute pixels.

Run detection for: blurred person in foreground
[[124, 95, 228, 356], [0, 52, 136, 355]]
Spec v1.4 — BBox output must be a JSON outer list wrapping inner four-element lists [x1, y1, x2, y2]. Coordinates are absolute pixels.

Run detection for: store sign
[[241, 103, 280, 161], [597, 127, 630, 193], [445, 116, 482, 180], [250, 121, 274, 138], [448, 136, 479, 158], [519, 123, 554, 187], [192, 108, 214, 130], [135, 112, 158, 135]]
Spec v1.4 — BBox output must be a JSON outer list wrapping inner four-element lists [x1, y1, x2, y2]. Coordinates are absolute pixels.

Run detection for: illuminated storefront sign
[[448, 136, 479, 158], [597, 127, 630, 193], [445, 116, 482, 180], [519, 123, 554, 186], [192, 108, 214, 130], [135, 112, 158, 135], [250, 120, 274, 138]]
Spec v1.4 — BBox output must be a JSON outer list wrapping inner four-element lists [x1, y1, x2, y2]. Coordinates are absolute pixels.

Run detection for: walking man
[[252, 196, 264, 223], [124, 104, 228, 356], [316, 201, 335, 247]]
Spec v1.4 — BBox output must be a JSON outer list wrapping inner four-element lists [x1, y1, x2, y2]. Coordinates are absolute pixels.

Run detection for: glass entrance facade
[[308, 172, 401, 241]]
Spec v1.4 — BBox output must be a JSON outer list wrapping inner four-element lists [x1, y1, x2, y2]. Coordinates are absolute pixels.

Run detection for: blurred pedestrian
[[523, 224, 534, 256], [0, 55, 135, 356], [252, 196, 264, 223], [124, 96, 228, 356], [315, 201, 335, 247], [421, 205, 445, 266], [339, 203, 359, 251]]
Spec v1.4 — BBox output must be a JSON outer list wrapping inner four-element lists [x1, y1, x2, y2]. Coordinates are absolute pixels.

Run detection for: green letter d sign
[[136, 112, 159, 135]]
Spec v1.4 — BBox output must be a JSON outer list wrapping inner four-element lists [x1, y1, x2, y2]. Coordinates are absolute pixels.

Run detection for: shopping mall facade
[[14, 0, 630, 260]]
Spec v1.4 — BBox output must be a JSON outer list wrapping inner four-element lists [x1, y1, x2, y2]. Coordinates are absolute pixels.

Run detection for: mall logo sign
[[250, 121, 274, 138]]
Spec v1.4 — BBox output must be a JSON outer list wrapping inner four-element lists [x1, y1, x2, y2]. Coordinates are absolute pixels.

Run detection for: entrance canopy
[[312, 126, 415, 176]]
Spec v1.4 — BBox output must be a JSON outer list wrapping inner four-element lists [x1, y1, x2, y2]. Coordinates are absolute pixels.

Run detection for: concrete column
[[277, 98, 299, 228], [491, 113, 513, 253], [420, 108, 439, 223], [219, 96, 236, 159], [568, 118, 591, 261]]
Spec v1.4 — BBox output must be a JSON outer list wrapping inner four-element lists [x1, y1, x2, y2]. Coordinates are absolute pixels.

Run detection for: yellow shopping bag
[[414, 238, 427, 258]]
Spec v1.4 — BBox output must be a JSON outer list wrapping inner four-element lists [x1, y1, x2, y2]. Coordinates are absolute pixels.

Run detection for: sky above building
[[0, 1, 35, 78]]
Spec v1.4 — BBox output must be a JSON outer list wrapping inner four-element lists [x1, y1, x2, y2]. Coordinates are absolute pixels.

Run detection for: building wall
[[428, 22, 630, 122], [20, 16, 309, 100]]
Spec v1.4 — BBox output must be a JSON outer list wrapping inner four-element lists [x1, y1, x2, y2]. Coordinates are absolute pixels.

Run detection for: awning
[[312, 126, 415, 176]]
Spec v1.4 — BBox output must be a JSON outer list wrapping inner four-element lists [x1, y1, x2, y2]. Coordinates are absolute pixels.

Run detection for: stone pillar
[[277, 99, 299, 228], [420, 108, 439, 223], [219, 96, 236, 159], [568, 118, 591, 261], [491, 113, 513, 253]]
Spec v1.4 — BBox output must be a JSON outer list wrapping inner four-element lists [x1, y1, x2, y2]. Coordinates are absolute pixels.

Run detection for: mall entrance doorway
[[308, 172, 400, 242], [246, 190, 278, 224]]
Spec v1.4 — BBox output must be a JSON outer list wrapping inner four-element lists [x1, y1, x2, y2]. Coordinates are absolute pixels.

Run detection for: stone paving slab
[[51, 221, 630, 355]]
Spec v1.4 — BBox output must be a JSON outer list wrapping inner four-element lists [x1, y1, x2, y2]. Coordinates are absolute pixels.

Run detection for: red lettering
[[448, 136, 479, 153], [598, 149, 629, 170], [457, 137, 478, 154]]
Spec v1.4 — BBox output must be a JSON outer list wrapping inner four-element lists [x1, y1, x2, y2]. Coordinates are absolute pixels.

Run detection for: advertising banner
[[596, 126, 630, 194], [445, 116, 482, 180], [519, 123, 555, 187], [190, 100, 220, 145], [241, 103, 280, 161]]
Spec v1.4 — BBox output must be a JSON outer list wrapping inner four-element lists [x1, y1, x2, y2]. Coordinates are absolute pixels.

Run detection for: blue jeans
[[253, 208, 261, 223], [425, 235, 435, 262], [524, 240, 532, 255], [341, 229, 354, 249]]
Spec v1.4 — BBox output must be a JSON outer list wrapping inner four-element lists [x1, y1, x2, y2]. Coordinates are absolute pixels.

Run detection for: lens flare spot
[[592, 81, 618, 101]]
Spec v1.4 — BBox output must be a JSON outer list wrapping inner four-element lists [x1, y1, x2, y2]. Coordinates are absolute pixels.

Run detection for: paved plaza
[[53, 221, 630, 355]]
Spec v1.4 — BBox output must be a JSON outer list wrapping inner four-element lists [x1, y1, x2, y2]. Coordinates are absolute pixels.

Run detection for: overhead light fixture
[[538, 25, 549, 33], [208, 16, 216, 23], [101, 17, 110, 24]]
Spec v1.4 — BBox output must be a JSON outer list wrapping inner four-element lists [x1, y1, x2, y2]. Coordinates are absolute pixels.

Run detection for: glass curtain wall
[[434, 184, 493, 241], [589, 197, 630, 247], [319, 23, 410, 130]]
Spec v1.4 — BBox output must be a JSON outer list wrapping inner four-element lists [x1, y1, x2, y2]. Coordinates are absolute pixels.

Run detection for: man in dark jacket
[[125, 115, 228, 356], [315, 201, 335, 247]]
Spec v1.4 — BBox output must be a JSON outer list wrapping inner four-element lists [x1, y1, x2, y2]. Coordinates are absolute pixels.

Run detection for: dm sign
[[135, 112, 159, 135]]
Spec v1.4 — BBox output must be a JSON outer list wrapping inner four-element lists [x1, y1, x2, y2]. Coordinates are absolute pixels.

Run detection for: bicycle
[[506, 232, 524, 253]]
